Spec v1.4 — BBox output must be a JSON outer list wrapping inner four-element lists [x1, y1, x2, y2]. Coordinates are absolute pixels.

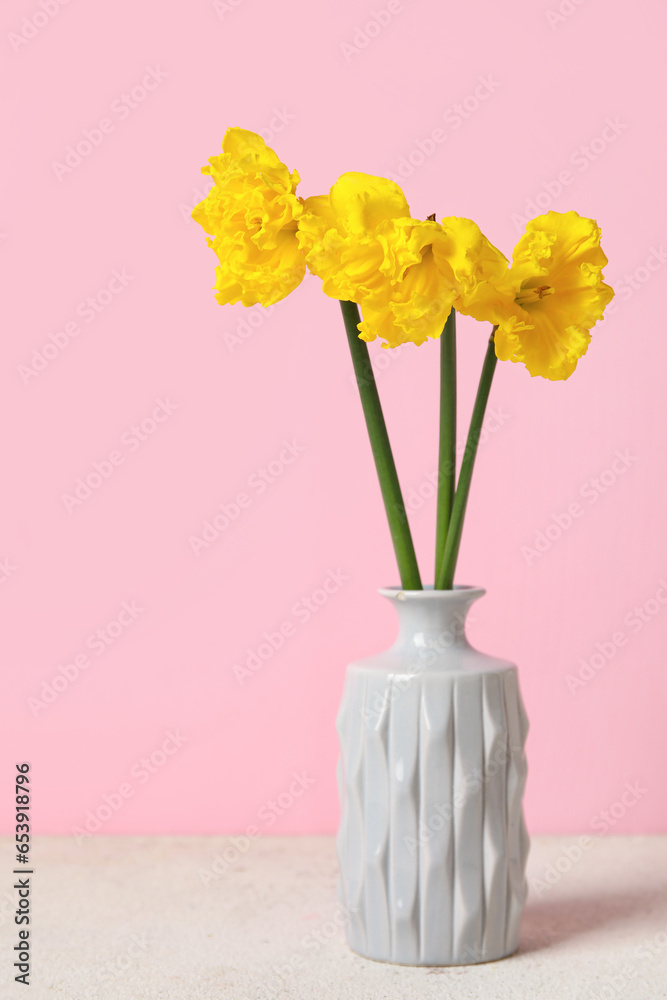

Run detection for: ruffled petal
[[359, 248, 456, 348], [298, 174, 462, 347], [192, 128, 305, 308], [329, 172, 411, 234], [496, 211, 614, 380], [439, 217, 515, 324]]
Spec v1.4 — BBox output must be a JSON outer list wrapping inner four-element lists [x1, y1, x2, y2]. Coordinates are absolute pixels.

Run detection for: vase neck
[[379, 586, 484, 660]]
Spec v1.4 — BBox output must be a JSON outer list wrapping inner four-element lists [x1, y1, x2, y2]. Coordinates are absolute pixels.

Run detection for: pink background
[[1, 0, 665, 838]]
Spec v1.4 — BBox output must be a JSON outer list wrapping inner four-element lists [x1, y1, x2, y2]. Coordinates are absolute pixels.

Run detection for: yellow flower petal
[[495, 211, 614, 380], [210, 228, 306, 308], [359, 245, 456, 348], [192, 127, 305, 307], [298, 173, 458, 347], [219, 127, 282, 163], [328, 172, 411, 234], [438, 217, 512, 324]]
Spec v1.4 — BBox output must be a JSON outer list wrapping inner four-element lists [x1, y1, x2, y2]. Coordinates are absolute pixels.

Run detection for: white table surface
[[2, 835, 666, 999]]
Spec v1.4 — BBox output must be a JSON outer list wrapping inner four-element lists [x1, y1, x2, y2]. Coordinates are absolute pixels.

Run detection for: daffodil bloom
[[298, 173, 453, 347], [488, 211, 614, 380], [299, 173, 453, 346], [299, 171, 449, 347], [192, 128, 306, 307], [298, 174, 512, 348], [357, 216, 459, 348]]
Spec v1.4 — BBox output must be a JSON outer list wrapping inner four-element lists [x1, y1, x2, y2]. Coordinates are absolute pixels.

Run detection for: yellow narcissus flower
[[297, 172, 453, 347], [298, 173, 510, 348], [358, 215, 458, 348], [298, 172, 453, 347], [490, 211, 614, 380], [192, 128, 306, 307]]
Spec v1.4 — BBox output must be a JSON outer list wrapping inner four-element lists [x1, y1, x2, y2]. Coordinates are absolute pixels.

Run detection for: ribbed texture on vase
[[336, 667, 529, 965]]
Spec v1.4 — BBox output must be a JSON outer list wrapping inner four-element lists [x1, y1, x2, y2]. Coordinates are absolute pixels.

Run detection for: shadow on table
[[519, 887, 663, 955]]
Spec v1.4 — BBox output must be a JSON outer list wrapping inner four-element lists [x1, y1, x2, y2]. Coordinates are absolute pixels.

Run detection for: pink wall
[[1, 0, 665, 839]]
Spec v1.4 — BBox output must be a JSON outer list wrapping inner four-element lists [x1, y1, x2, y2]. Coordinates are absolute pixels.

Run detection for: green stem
[[435, 309, 457, 585], [339, 300, 422, 590], [436, 327, 498, 590]]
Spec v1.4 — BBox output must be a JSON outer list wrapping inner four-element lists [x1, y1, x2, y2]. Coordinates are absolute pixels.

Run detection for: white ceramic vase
[[336, 586, 529, 966]]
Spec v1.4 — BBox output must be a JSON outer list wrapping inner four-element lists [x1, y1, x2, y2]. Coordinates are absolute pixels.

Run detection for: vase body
[[335, 587, 529, 966]]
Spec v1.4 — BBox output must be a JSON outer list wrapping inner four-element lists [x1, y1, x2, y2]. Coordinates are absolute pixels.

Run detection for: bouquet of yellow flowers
[[192, 127, 614, 590]]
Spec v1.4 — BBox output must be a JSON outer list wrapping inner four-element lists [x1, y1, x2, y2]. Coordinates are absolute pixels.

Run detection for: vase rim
[[379, 584, 486, 600]]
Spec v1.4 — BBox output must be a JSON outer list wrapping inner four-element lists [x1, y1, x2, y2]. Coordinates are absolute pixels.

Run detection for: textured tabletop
[[2, 835, 666, 999]]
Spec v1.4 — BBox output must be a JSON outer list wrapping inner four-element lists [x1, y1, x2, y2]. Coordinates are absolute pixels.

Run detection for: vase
[[335, 585, 529, 966]]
